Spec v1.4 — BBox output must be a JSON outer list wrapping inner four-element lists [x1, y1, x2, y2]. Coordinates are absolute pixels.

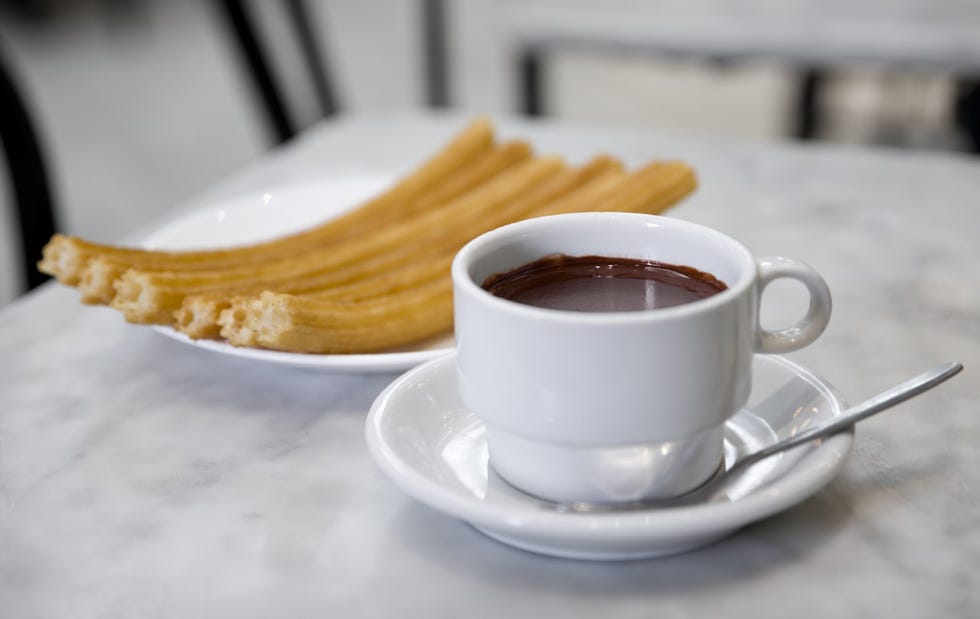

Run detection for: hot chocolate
[[482, 254, 727, 312]]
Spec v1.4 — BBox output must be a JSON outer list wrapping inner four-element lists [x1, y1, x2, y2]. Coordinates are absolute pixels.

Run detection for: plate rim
[[139, 178, 454, 372], [151, 326, 452, 372], [366, 353, 853, 542]]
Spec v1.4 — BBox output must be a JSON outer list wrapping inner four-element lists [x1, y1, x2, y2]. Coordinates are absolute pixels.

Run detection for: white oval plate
[[366, 353, 853, 560], [142, 177, 454, 373]]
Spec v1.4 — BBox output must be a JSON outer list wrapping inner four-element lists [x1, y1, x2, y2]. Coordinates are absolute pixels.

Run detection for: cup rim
[[451, 212, 756, 324]]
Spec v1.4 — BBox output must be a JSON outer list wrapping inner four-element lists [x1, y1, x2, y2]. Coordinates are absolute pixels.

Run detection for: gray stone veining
[[1, 113, 978, 618]]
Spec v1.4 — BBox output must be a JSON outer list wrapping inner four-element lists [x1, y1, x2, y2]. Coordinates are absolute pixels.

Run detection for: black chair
[[517, 41, 827, 141], [0, 47, 57, 292], [212, 0, 450, 145], [508, 7, 980, 153], [955, 80, 980, 152]]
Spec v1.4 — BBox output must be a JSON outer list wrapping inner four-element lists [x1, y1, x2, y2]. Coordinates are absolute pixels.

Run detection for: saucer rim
[[366, 353, 853, 542]]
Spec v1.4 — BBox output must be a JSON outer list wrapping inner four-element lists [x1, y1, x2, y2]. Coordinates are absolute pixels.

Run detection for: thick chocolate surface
[[482, 254, 726, 312]]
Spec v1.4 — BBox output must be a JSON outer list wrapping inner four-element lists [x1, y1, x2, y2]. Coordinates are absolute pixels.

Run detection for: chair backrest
[[214, 0, 341, 144], [213, 0, 450, 144], [0, 49, 57, 293]]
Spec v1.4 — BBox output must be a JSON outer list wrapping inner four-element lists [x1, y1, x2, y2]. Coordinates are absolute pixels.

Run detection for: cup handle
[[755, 256, 832, 354]]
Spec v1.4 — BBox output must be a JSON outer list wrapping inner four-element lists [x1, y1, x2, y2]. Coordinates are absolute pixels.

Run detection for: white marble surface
[[1, 113, 979, 617]]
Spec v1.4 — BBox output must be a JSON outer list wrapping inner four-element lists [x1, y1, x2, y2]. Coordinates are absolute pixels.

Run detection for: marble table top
[[1, 113, 978, 617]]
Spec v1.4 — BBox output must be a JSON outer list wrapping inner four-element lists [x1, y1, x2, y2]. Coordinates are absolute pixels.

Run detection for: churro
[[221, 161, 697, 353], [112, 156, 565, 324], [38, 118, 496, 286], [177, 155, 623, 339], [222, 278, 455, 354], [75, 139, 530, 305], [37, 118, 701, 355]]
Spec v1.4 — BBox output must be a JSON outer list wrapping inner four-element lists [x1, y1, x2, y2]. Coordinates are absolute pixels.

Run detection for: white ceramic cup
[[451, 213, 832, 504]]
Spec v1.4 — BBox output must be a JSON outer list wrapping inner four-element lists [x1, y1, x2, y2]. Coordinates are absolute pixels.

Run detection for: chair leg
[[0, 53, 57, 291], [954, 78, 980, 153], [520, 48, 544, 116], [213, 0, 296, 143], [795, 68, 825, 140], [285, 0, 339, 117], [422, 0, 450, 107]]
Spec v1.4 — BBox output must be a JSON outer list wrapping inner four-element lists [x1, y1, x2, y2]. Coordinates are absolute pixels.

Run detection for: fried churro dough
[[175, 156, 624, 339], [76, 139, 531, 305], [222, 278, 455, 354], [223, 161, 698, 353], [38, 118, 496, 286], [113, 156, 566, 325], [37, 116, 702, 355], [560, 161, 697, 217], [172, 244, 448, 339]]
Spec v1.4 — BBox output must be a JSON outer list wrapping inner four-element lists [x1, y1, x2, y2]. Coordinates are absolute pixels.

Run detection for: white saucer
[[366, 353, 853, 560], [139, 177, 453, 373]]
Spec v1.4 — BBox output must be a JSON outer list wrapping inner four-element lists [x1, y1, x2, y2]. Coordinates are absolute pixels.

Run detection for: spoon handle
[[732, 361, 963, 473]]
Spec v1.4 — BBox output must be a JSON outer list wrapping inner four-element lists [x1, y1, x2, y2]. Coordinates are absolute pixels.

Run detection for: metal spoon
[[553, 361, 963, 512]]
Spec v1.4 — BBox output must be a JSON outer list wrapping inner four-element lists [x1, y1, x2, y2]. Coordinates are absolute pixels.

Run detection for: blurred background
[[1, 0, 979, 306]]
